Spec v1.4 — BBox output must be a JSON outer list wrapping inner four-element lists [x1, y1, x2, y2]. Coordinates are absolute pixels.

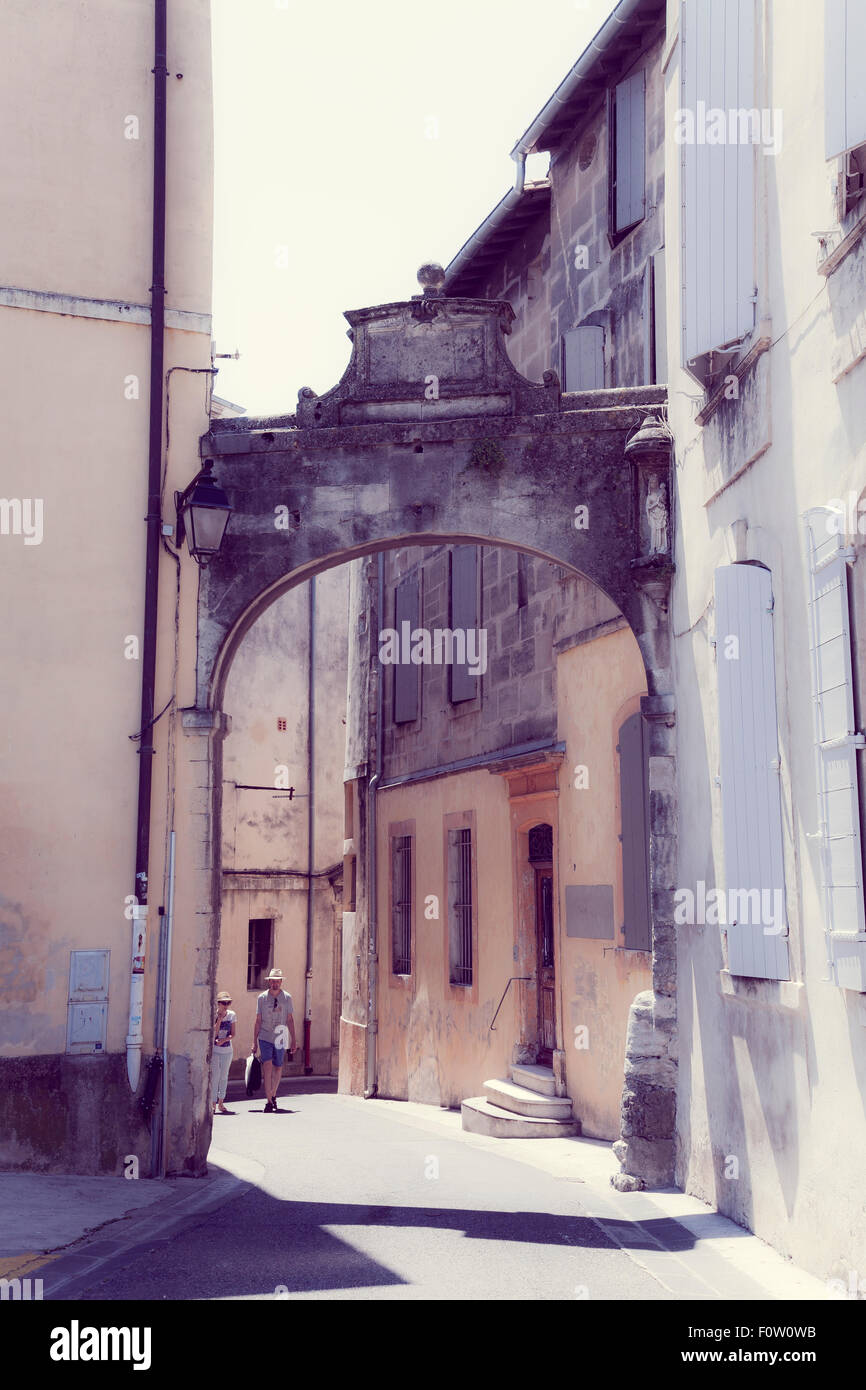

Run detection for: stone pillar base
[[613, 989, 677, 1189], [337, 1017, 367, 1095]]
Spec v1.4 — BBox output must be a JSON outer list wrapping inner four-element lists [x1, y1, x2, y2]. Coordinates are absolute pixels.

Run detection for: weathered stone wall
[[381, 542, 628, 778], [473, 28, 666, 392]]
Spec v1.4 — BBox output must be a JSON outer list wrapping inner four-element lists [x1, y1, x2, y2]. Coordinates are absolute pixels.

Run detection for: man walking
[[253, 968, 297, 1112]]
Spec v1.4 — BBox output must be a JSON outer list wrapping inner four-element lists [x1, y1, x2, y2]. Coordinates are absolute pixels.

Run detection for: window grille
[[449, 827, 473, 986], [247, 919, 273, 991], [392, 835, 412, 975]]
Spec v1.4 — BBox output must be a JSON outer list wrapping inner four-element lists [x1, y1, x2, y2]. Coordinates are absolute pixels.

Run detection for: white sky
[[210, 0, 615, 416]]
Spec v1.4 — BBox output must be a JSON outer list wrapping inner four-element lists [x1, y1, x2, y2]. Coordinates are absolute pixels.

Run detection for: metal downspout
[[364, 555, 384, 1098], [128, 0, 168, 1093], [303, 577, 316, 1074]]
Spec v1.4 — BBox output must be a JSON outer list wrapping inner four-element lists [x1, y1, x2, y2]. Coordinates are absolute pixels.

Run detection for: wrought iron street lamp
[[174, 460, 232, 565]]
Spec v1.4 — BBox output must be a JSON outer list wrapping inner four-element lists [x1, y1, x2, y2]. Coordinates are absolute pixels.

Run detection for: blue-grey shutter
[[614, 70, 646, 232], [562, 327, 605, 390], [803, 509, 866, 989], [394, 574, 419, 723], [715, 564, 790, 979], [826, 0, 866, 159], [652, 249, 668, 383], [641, 260, 653, 385], [619, 712, 651, 950], [450, 545, 479, 703], [681, 0, 756, 367]]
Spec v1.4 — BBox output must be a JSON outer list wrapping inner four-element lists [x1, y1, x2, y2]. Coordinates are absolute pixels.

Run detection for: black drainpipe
[[133, 2, 167, 950]]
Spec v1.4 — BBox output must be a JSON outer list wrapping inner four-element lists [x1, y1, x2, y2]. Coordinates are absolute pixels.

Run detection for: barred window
[[448, 826, 473, 986], [392, 835, 413, 975], [247, 919, 273, 991]]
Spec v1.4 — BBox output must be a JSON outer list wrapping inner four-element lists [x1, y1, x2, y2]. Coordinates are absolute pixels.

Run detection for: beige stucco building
[[217, 572, 347, 1080], [0, 0, 217, 1174]]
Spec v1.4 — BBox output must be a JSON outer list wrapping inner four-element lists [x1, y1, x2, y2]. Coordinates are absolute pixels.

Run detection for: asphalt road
[[69, 1082, 679, 1302]]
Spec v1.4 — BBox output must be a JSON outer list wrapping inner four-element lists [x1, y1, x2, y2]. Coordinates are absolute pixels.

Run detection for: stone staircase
[[461, 1063, 580, 1138]]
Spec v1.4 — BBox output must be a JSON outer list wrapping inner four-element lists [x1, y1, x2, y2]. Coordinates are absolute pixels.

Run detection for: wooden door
[[535, 867, 556, 1066]]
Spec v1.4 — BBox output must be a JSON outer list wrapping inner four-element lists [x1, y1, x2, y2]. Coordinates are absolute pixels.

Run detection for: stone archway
[[186, 284, 677, 1187]]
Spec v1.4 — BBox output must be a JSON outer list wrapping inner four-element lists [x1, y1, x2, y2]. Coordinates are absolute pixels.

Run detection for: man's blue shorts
[[259, 1038, 285, 1067]]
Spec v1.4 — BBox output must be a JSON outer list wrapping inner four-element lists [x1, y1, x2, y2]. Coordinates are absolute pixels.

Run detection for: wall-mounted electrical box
[[66, 950, 109, 1054]]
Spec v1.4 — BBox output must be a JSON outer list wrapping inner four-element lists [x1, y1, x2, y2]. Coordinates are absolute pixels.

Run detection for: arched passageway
[[179, 287, 677, 1187]]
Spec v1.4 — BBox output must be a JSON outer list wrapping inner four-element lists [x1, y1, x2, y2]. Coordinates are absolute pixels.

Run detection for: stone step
[[509, 1062, 557, 1096], [484, 1078, 573, 1120], [462, 1097, 580, 1139]]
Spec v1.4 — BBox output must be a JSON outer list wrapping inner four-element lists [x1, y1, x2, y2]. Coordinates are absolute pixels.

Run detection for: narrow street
[[57, 1081, 819, 1302]]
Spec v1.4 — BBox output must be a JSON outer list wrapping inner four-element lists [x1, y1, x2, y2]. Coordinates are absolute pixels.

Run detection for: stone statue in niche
[[645, 474, 669, 555]]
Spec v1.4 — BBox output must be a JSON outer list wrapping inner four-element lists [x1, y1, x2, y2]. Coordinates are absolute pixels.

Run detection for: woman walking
[[211, 991, 236, 1115]]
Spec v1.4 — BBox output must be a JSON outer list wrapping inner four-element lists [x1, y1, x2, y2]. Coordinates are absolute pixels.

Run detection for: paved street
[[41, 1080, 824, 1302]]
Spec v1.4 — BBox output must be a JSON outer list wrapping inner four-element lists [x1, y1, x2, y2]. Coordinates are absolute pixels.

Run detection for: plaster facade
[[0, 0, 215, 1173], [662, 0, 866, 1279]]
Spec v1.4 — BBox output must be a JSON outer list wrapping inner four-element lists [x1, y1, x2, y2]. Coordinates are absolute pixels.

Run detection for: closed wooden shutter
[[450, 545, 480, 704], [825, 0, 866, 159], [715, 564, 790, 979], [681, 0, 756, 369], [562, 326, 605, 390], [652, 249, 668, 383], [614, 69, 646, 233], [619, 712, 651, 950], [641, 260, 653, 385], [804, 509, 866, 988], [394, 574, 419, 724]]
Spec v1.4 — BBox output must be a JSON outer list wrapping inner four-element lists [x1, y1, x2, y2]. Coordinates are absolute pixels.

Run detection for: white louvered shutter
[[825, 0, 866, 160], [680, 0, 757, 370], [715, 564, 790, 979], [803, 509, 866, 988]]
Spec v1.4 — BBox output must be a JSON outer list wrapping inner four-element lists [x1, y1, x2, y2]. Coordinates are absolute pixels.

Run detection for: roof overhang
[[443, 181, 551, 298]]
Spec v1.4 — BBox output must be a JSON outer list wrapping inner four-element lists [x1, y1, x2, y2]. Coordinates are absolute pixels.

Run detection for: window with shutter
[[618, 711, 652, 950], [610, 69, 646, 237], [562, 326, 605, 390], [714, 564, 790, 980], [449, 545, 480, 704], [803, 508, 866, 989], [394, 573, 420, 724], [825, 0, 866, 160], [652, 249, 668, 384], [680, 0, 757, 379]]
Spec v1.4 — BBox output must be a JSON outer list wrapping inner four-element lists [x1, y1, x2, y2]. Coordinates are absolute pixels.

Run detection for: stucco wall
[[0, 0, 213, 1174], [216, 567, 348, 1077], [664, 0, 866, 1278], [375, 770, 515, 1107], [557, 625, 651, 1139]]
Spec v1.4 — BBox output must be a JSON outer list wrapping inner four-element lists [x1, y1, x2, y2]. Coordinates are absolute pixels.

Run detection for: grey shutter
[[619, 712, 651, 950], [826, 0, 866, 159], [715, 564, 790, 980], [681, 0, 756, 368], [614, 70, 646, 233], [562, 327, 605, 390], [394, 574, 419, 723], [641, 260, 653, 385], [652, 249, 668, 383], [803, 509, 866, 988], [450, 545, 479, 703]]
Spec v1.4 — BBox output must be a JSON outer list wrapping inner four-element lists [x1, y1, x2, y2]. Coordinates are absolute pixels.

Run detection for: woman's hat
[[216, 991, 232, 1002]]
